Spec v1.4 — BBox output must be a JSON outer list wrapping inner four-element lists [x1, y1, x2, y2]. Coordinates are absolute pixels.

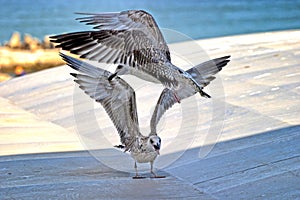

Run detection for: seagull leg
[[132, 161, 146, 179], [150, 161, 166, 178], [173, 92, 181, 103]]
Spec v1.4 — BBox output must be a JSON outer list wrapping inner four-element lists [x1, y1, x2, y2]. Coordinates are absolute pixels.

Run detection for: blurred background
[[0, 0, 300, 79]]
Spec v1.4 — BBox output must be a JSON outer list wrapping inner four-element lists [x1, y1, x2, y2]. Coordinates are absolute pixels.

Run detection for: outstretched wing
[[51, 10, 170, 68], [60, 53, 141, 150], [150, 56, 230, 134], [187, 55, 230, 87]]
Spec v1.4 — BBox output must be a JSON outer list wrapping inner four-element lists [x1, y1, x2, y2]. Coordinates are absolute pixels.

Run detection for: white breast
[[131, 151, 158, 163]]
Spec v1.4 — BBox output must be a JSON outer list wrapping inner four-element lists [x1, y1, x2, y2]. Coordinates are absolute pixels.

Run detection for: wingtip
[[74, 12, 100, 21], [215, 55, 231, 70], [60, 53, 78, 70], [74, 12, 98, 16], [59, 52, 64, 57], [114, 144, 125, 149], [49, 35, 57, 39], [200, 90, 211, 98], [60, 52, 76, 62], [222, 55, 231, 60], [59, 52, 69, 61], [70, 73, 77, 77]]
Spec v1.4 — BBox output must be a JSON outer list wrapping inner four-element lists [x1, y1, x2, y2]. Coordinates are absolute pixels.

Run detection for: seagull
[[60, 53, 165, 179], [50, 10, 230, 103]]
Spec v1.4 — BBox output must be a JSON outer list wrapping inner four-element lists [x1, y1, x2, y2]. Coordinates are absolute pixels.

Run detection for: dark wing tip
[[215, 55, 231, 71], [74, 12, 94, 15], [74, 12, 99, 20], [59, 52, 66, 58], [60, 53, 80, 71], [70, 73, 77, 78], [200, 90, 211, 98], [59, 52, 71, 63], [114, 144, 125, 149], [49, 35, 57, 39], [218, 55, 231, 60]]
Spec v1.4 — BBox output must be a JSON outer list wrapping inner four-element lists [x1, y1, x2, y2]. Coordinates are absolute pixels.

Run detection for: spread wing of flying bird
[[50, 10, 215, 102], [51, 10, 170, 66], [60, 53, 165, 178], [150, 56, 230, 134]]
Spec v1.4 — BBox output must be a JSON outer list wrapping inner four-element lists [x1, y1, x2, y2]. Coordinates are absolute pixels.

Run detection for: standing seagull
[[50, 10, 230, 103], [60, 53, 165, 179]]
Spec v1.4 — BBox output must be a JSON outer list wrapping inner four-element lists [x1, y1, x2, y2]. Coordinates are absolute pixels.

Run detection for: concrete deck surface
[[0, 30, 299, 199]]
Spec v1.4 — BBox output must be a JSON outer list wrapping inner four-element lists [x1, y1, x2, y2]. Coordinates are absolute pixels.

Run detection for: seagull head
[[148, 135, 161, 155], [115, 64, 130, 75]]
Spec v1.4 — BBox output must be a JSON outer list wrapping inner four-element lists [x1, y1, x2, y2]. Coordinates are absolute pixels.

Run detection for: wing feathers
[[50, 10, 171, 69], [187, 55, 231, 87], [61, 53, 141, 149], [151, 56, 230, 134]]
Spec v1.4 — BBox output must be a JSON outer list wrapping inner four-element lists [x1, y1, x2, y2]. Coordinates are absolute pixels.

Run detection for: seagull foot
[[150, 171, 166, 178], [173, 92, 181, 103], [132, 176, 147, 179], [150, 175, 166, 179]]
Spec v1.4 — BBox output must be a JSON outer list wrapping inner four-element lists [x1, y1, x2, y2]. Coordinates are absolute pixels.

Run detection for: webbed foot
[[150, 175, 166, 178], [132, 176, 147, 179]]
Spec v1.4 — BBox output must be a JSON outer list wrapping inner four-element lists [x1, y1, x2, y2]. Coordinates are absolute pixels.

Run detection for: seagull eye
[[117, 65, 122, 69], [150, 139, 153, 143]]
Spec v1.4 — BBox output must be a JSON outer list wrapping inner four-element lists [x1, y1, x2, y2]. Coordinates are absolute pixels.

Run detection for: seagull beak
[[156, 149, 160, 155], [154, 144, 160, 155], [108, 72, 117, 81]]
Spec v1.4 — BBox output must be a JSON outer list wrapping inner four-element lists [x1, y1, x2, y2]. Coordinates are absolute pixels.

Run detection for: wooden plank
[[165, 126, 300, 195], [197, 156, 300, 197], [213, 169, 300, 200], [164, 125, 300, 169], [0, 97, 83, 156], [0, 152, 212, 200]]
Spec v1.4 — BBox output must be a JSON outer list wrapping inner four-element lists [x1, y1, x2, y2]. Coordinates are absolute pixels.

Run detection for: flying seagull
[[50, 10, 230, 103], [60, 53, 165, 179]]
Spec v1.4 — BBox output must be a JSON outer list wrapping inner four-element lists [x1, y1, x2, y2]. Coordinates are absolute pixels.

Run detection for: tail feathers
[[199, 90, 211, 98]]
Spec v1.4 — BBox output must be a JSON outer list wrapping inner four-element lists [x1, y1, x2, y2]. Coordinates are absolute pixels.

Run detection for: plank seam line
[[193, 154, 300, 185]]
